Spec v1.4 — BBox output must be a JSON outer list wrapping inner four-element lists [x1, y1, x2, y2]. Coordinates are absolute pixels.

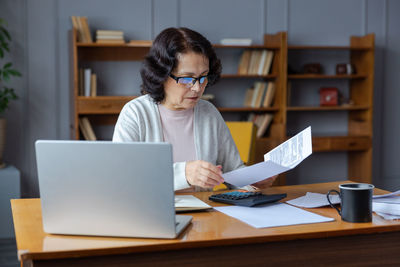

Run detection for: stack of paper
[[287, 190, 400, 221], [373, 190, 400, 220]]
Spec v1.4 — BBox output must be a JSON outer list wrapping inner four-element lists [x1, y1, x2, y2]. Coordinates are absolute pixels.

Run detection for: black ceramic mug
[[326, 183, 374, 223]]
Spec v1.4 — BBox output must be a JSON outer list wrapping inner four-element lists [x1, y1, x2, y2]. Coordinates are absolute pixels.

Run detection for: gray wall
[[0, 0, 399, 197]]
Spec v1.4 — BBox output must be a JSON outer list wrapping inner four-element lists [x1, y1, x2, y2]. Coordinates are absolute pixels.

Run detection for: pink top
[[158, 104, 197, 163]]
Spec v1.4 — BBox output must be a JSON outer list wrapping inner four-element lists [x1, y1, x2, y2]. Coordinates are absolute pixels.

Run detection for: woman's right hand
[[185, 160, 224, 189]]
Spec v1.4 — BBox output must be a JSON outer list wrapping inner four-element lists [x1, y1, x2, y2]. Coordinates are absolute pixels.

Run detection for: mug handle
[[327, 189, 341, 216]]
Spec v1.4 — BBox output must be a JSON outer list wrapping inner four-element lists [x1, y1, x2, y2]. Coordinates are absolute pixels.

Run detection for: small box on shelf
[[319, 87, 338, 106]]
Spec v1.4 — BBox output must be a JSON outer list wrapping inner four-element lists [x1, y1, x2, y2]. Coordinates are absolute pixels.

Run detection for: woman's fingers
[[185, 160, 224, 188], [199, 162, 224, 184]]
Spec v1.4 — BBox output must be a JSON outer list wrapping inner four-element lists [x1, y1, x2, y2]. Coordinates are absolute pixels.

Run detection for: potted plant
[[0, 18, 21, 168]]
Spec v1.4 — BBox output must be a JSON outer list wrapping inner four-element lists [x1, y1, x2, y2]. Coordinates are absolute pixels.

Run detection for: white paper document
[[175, 195, 211, 212], [287, 192, 340, 208], [375, 211, 400, 220], [373, 202, 400, 216], [223, 126, 312, 187], [214, 203, 334, 228], [373, 193, 400, 219], [373, 189, 400, 199]]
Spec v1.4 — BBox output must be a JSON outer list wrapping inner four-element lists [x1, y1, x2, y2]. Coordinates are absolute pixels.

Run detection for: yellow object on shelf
[[226, 121, 256, 165], [213, 122, 256, 192]]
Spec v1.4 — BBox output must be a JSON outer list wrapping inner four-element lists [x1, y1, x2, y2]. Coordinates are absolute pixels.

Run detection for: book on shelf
[[243, 87, 254, 107], [71, 16, 92, 43], [80, 69, 98, 96], [237, 50, 251, 75], [80, 17, 93, 43], [79, 117, 97, 141], [247, 113, 274, 138], [128, 40, 153, 46], [96, 30, 124, 36], [248, 50, 261, 75], [243, 82, 269, 108], [96, 35, 125, 40], [257, 50, 267, 75], [96, 39, 125, 44], [237, 49, 274, 75], [96, 29, 125, 43], [256, 113, 273, 138], [252, 82, 267, 108], [262, 82, 276, 107], [220, 38, 252, 46], [90, 73, 97, 97], [84, 68, 92, 97], [262, 50, 274, 75]]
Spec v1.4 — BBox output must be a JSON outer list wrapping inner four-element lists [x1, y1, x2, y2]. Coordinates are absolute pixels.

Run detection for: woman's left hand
[[251, 175, 278, 189]]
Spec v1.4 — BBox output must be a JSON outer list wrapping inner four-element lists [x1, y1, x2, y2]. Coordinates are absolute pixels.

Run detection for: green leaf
[[0, 48, 3, 58], [0, 27, 11, 41], [8, 69, 21, 77], [3, 62, 11, 69], [2, 71, 9, 82]]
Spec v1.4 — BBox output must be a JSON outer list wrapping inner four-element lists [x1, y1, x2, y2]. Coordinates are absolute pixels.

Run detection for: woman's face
[[162, 51, 209, 110]]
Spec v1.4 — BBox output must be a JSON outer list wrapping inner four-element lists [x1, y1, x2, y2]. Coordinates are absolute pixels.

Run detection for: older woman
[[113, 27, 275, 192]]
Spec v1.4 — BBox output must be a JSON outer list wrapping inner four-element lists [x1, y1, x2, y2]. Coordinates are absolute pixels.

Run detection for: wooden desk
[[12, 181, 400, 266]]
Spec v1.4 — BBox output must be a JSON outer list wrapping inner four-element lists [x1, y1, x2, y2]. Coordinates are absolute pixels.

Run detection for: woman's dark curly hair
[[140, 27, 222, 103]]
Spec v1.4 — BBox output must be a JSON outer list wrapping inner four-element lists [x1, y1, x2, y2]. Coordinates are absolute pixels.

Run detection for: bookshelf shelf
[[287, 105, 370, 111], [288, 45, 371, 51], [77, 43, 152, 48], [218, 107, 279, 112], [312, 136, 371, 152], [288, 74, 367, 80], [213, 44, 280, 49], [77, 96, 136, 114], [220, 74, 277, 79], [77, 46, 150, 61]]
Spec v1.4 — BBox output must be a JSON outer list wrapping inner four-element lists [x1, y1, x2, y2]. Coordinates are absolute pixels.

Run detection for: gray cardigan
[[112, 94, 244, 191]]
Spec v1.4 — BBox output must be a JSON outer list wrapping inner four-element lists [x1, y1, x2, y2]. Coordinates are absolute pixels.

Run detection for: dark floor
[[0, 238, 18, 267]]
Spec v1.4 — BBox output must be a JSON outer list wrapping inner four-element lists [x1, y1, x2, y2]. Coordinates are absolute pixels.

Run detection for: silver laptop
[[35, 140, 192, 239]]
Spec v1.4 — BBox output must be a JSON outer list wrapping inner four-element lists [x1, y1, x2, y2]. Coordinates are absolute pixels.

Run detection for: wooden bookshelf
[[287, 34, 375, 183], [212, 32, 287, 184], [71, 28, 374, 184]]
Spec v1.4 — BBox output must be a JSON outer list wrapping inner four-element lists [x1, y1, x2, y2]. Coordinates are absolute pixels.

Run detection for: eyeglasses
[[169, 74, 208, 88]]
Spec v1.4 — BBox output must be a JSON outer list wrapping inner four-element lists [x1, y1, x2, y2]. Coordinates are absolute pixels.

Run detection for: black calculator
[[209, 190, 287, 207]]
